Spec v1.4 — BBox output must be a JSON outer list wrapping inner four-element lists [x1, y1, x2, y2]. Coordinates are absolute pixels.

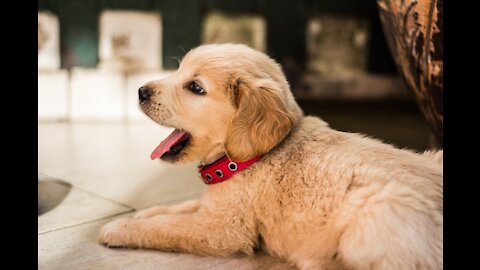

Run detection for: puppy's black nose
[[138, 86, 150, 102]]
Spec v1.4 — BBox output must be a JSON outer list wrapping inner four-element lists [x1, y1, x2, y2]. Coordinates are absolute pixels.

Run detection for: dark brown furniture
[[377, 0, 443, 146]]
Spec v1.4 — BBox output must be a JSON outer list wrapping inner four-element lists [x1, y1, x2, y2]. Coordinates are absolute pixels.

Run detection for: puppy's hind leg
[[337, 183, 442, 270], [134, 199, 200, 219]]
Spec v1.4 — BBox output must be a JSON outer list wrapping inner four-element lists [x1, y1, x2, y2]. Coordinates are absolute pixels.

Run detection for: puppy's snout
[[138, 86, 151, 103]]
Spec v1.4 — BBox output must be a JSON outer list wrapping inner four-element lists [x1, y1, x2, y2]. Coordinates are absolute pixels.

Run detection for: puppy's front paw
[[134, 206, 168, 219], [98, 218, 133, 248]]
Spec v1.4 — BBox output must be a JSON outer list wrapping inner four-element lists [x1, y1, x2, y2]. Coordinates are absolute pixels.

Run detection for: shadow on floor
[[38, 175, 72, 216]]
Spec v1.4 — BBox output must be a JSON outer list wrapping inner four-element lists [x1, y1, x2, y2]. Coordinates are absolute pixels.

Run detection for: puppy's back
[[254, 116, 442, 269]]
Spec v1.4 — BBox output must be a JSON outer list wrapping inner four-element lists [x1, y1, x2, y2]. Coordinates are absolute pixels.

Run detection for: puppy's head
[[140, 44, 303, 164]]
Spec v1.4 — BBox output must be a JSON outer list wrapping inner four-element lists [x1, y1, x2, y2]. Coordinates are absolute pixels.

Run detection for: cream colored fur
[[99, 44, 443, 270]]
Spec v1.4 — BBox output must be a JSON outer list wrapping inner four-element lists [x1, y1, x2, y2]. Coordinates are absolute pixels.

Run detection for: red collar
[[198, 155, 262, 185]]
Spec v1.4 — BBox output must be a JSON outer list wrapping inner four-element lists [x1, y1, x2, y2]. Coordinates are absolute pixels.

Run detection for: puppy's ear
[[225, 78, 295, 161]]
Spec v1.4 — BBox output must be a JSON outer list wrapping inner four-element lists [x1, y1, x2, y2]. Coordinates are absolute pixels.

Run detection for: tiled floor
[[38, 121, 294, 269], [38, 176, 133, 234], [38, 122, 205, 210]]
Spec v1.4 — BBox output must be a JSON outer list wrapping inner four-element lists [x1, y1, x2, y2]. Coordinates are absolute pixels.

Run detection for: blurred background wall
[[38, 0, 436, 151]]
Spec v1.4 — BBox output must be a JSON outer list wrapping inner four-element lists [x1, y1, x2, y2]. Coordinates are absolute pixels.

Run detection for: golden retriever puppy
[[99, 44, 443, 270]]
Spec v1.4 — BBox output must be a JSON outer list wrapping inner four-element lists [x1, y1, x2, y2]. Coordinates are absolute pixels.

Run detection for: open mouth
[[150, 129, 191, 161]]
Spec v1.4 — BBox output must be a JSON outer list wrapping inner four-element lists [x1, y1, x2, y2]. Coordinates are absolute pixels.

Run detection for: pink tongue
[[150, 129, 189, 160]]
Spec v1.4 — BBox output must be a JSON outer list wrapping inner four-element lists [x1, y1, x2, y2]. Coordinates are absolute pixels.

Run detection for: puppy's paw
[[134, 206, 169, 219], [98, 218, 133, 248]]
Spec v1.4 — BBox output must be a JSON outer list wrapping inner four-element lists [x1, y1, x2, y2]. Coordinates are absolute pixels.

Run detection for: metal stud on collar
[[205, 173, 213, 183], [228, 161, 238, 171], [215, 169, 224, 178]]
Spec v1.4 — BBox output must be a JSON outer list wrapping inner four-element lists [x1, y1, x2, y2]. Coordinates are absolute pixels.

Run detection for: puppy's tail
[[422, 149, 443, 164]]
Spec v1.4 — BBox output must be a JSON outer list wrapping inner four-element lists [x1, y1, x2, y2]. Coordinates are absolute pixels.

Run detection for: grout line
[[38, 209, 135, 235], [39, 172, 204, 210], [38, 193, 203, 235], [68, 184, 136, 211], [38, 172, 135, 210]]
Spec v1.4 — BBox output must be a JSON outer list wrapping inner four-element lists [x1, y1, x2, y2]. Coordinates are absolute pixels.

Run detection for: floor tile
[[38, 123, 205, 210], [38, 175, 133, 234]]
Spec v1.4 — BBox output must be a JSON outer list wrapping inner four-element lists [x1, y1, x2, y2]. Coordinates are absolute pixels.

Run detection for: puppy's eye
[[188, 81, 206, 95]]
